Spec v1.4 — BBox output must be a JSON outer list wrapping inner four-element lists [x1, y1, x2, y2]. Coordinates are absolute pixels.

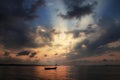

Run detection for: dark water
[[0, 65, 120, 80]]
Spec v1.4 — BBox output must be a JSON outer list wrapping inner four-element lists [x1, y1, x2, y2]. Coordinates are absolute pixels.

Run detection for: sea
[[0, 65, 120, 80]]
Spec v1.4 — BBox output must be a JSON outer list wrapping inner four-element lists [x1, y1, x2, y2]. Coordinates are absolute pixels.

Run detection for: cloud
[[36, 27, 54, 42], [16, 50, 31, 56], [29, 0, 45, 15], [105, 40, 120, 52], [29, 52, 37, 58], [65, 25, 96, 38], [35, 27, 60, 47], [60, 0, 97, 19], [0, 0, 45, 50]]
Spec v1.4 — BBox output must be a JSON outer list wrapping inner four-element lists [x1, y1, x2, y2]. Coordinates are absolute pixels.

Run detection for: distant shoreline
[[0, 64, 120, 66], [0, 64, 43, 66]]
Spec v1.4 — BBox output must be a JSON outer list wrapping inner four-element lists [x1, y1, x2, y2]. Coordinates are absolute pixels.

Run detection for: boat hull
[[44, 67, 57, 70]]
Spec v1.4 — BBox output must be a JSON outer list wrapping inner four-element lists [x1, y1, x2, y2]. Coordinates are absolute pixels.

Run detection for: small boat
[[44, 64, 57, 70], [44, 66, 57, 70]]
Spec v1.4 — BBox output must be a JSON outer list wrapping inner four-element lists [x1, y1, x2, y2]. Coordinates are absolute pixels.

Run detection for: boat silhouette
[[44, 64, 57, 70]]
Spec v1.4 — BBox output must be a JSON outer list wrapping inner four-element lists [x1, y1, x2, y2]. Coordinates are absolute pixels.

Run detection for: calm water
[[0, 65, 120, 80]]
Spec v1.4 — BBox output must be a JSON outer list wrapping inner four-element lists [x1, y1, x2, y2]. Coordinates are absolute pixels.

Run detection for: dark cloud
[[36, 27, 60, 46], [38, 28, 54, 41], [29, 0, 45, 15], [29, 52, 37, 58], [0, 0, 44, 50], [16, 50, 31, 56], [60, 0, 97, 19], [65, 25, 96, 38], [65, 30, 85, 38]]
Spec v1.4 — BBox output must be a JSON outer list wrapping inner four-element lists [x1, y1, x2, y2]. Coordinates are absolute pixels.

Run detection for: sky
[[0, 0, 120, 65]]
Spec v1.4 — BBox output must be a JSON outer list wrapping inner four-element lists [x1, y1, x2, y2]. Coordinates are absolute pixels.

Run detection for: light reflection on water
[[35, 66, 71, 80]]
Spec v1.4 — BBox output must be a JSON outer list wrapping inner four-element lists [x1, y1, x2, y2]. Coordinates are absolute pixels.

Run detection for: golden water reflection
[[35, 66, 71, 80]]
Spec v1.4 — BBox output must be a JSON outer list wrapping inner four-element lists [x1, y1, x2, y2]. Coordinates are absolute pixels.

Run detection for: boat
[[44, 64, 57, 70], [44, 66, 57, 70]]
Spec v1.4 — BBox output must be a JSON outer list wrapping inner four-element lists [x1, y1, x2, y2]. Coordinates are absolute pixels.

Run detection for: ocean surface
[[0, 65, 120, 80]]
